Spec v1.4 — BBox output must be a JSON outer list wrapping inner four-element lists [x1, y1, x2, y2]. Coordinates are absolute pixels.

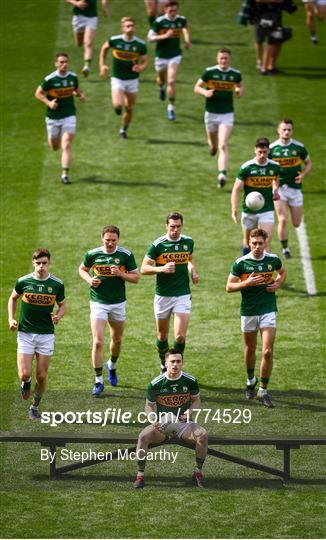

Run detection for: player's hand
[[110, 265, 122, 277], [266, 281, 278, 292], [77, 0, 88, 9], [273, 190, 280, 201], [231, 210, 239, 224], [165, 28, 174, 39], [8, 319, 18, 332], [206, 89, 215, 98], [49, 99, 58, 110], [90, 277, 101, 288], [246, 272, 265, 287], [163, 262, 175, 273], [184, 41, 190, 49], [100, 65, 109, 79], [132, 64, 141, 73], [191, 270, 199, 284], [51, 313, 61, 325], [78, 92, 85, 103], [295, 172, 303, 184], [235, 86, 243, 97]]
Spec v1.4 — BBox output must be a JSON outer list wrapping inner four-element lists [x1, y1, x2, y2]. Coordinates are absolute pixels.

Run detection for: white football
[[245, 191, 265, 212]]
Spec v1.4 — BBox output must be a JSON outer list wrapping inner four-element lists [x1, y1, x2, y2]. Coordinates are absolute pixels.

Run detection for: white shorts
[[17, 332, 55, 356], [46, 115, 76, 139], [241, 210, 274, 229], [111, 77, 139, 94], [90, 300, 126, 322], [154, 294, 191, 320], [204, 111, 234, 132], [154, 55, 182, 71], [302, 0, 326, 4], [241, 312, 276, 333], [72, 15, 98, 32], [279, 185, 303, 207]]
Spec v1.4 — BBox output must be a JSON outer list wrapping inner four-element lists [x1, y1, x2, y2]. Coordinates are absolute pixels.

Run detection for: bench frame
[[1, 431, 325, 481]]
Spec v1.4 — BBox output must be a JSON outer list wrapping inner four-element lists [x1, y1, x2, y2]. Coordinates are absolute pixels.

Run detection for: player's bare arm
[[193, 79, 214, 99], [35, 86, 58, 110], [79, 264, 101, 288], [272, 175, 280, 200], [8, 291, 20, 331], [235, 81, 244, 97], [266, 266, 286, 293], [132, 54, 148, 73], [99, 41, 110, 78], [65, 0, 87, 9], [102, 0, 109, 16], [188, 255, 199, 284], [110, 267, 140, 284], [141, 256, 175, 275], [295, 158, 312, 183], [51, 299, 67, 325], [226, 272, 265, 293], [182, 26, 190, 49], [147, 28, 174, 42], [179, 393, 201, 421], [73, 88, 86, 102], [230, 179, 243, 223]]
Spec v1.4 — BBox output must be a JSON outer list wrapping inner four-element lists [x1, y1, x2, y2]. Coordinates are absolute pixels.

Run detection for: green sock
[[173, 340, 185, 355], [260, 377, 269, 388], [247, 368, 255, 378], [156, 339, 169, 362], [281, 239, 288, 249], [195, 457, 205, 470], [137, 459, 146, 472], [95, 367, 103, 377], [32, 393, 41, 408]]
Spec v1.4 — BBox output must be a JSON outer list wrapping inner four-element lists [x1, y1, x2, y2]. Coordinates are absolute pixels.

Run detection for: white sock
[[96, 375, 103, 384], [108, 359, 117, 370]]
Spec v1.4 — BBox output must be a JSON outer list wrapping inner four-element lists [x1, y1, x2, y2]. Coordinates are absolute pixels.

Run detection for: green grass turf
[[1, 0, 326, 538]]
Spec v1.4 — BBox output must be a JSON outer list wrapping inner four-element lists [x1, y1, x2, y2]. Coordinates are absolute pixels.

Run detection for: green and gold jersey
[[147, 371, 199, 416], [151, 14, 187, 58], [82, 246, 138, 304], [200, 65, 242, 114], [14, 273, 65, 334], [108, 34, 147, 80], [237, 158, 280, 213], [230, 252, 282, 316], [40, 70, 79, 119], [269, 138, 309, 190], [73, 0, 97, 17], [146, 234, 194, 297]]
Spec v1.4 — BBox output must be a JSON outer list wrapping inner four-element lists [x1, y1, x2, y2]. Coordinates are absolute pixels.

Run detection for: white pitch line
[[295, 219, 317, 295]]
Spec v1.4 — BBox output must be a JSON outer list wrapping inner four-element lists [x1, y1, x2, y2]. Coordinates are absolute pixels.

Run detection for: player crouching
[[133, 349, 208, 488]]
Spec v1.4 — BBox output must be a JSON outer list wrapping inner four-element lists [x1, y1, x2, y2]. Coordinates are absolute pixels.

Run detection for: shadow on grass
[[277, 71, 326, 80], [200, 386, 326, 412], [282, 283, 326, 297], [192, 39, 246, 47], [146, 138, 205, 146], [79, 176, 169, 188]]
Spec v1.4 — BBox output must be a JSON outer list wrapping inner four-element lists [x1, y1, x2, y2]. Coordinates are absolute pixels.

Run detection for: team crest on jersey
[[268, 265, 272, 271], [258, 265, 263, 271], [48, 287, 53, 293], [269, 169, 274, 174], [175, 246, 179, 250], [182, 386, 188, 392], [114, 258, 120, 264], [183, 245, 188, 250], [292, 150, 297, 155]]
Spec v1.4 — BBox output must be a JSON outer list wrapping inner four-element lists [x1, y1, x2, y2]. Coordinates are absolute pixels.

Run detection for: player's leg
[[106, 319, 125, 386], [255, 41, 264, 70], [134, 424, 166, 488], [173, 313, 190, 357], [120, 90, 137, 138], [304, 1, 318, 42], [156, 318, 170, 370], [60, 116, 76, 184], [316, 1, 326, 19], [257, 321, 276, 407], [166, 61, 180, 120], [205, 123, 218, 157], [274, 198, 291, 256], [217, 122, 233, 187], [29, 353, 51, 420], [90, 317, 107, 395], [17, 353, 33, 401], [156, 64, 167, 101], [111, 85, 126, 125], [154, 295, 172, 370], [242, 225, 251, 255], [82, 26, 97, 76], [241, 316, 259, 399], [46, 118, 61, 151], [181, 423, 208, 487], [289, 204, 303, 228], [144, 0, 157, 26]]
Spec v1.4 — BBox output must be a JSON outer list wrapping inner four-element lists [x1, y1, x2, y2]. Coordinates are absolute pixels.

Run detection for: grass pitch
[[1, 1, 325, 538]]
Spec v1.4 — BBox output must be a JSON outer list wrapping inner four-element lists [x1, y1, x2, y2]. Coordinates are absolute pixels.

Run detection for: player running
[[269, 119, 312, 259], [226, 229, 286, 408], [194, 48, 243, 188], [79, 225, 140, 396], [231, 137, 280, 254], [141, 212, 199, 371], [8, 249, 66, 420], [99, 17, 148, 139], [147, 0, 190, 121]]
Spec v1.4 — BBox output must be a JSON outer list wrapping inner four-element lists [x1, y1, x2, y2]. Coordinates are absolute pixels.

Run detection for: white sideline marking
[[295, 220, 317, 295]]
